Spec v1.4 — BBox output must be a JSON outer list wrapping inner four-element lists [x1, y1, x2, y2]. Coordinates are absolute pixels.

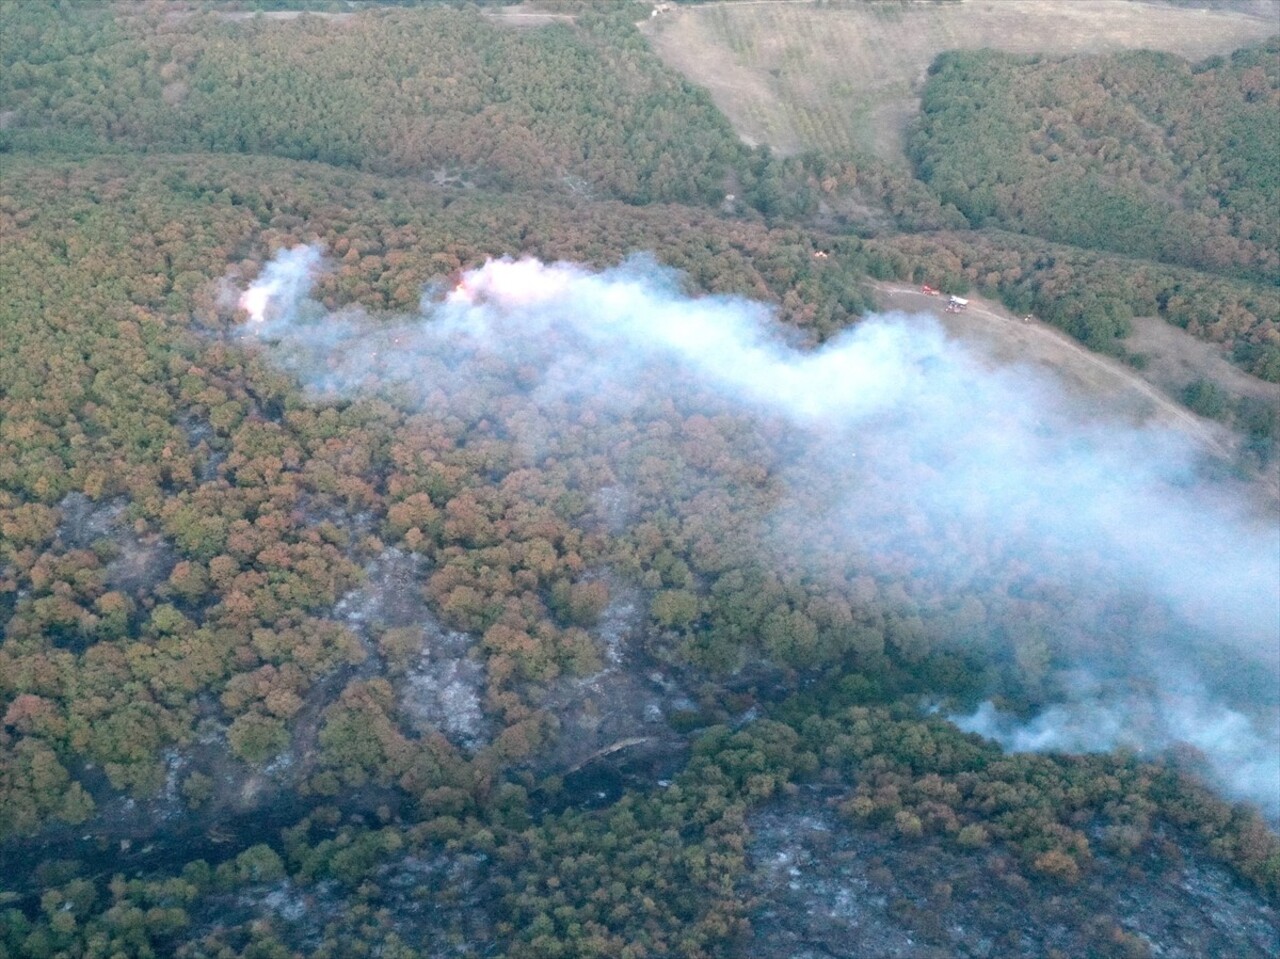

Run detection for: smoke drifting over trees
[[4, 2, 1277, 950], [243, 245, 1280, 817]]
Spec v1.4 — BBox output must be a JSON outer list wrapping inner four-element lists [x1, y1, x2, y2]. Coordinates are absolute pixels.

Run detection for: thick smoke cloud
[[239, 247, 1280, 816], [238, 245, 322, 324]]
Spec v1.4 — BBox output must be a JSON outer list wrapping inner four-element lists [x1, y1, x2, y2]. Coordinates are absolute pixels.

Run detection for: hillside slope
[[641, 0, 1277, 162], [911, 41, 1280, 284]]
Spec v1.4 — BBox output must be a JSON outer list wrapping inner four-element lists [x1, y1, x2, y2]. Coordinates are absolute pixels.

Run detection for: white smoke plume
[[239, 245, 323, 324], [237, 246, 1280, 815], [954, 692, 1280, 817]]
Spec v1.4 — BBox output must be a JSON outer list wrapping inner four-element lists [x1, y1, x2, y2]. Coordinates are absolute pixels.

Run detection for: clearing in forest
[[640, 0, 1279, 163], [876, 281, 1280, 504]]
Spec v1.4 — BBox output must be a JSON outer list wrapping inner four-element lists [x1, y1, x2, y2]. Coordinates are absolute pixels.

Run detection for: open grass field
[[640, 0, 1279, 163], [875, 281, 1280, 502]]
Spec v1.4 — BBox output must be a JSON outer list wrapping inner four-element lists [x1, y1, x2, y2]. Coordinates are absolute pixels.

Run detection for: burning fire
[[236, 245, 321, 326], [447, 259, 573, 308], [239, 285, 274, 323]]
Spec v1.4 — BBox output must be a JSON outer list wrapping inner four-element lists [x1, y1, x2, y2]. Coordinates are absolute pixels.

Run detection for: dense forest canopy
[[1, 3, 1277, 958], [911, 41, 1280, 284], [4, 1, 1277, 383], [0, 2, 746, 204]]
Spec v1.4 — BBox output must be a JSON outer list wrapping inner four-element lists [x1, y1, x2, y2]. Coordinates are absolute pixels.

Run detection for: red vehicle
[[920, 284, 940, 296]]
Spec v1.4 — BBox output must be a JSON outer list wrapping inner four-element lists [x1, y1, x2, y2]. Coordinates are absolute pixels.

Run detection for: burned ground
[[747, 790, 1280, 959]]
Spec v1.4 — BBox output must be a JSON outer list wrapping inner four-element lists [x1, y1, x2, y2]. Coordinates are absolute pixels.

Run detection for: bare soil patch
[[483, 3, 576, 29], [129, 3, 359, 25], [641, 0, 1278, 162]]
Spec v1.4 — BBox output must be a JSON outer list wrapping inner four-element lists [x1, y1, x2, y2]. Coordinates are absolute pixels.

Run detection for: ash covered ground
[[747, 791, 1279, 959]]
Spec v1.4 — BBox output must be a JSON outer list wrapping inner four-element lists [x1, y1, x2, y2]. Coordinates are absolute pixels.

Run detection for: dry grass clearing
[[874, 283, 1208, 437], [483, 3, 576, 29], [875, 281, 1280, 504], [641, 0, 1278, 163]]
